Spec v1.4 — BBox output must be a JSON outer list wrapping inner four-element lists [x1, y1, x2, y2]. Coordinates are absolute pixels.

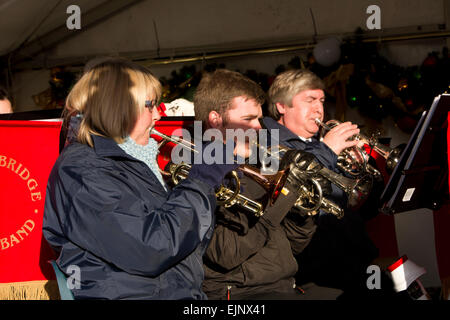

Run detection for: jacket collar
[[261, 116, 323, 151], [91, 134, 135, 160], [91, 134, 169, 196], [261, 116, 306, 145]]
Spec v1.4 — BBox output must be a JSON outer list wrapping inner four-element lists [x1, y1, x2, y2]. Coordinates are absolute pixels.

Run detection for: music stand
[[380, 93, 450, 214]]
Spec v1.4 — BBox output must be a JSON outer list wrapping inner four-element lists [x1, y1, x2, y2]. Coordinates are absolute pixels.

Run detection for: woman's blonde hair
[[267, 69, 325, 120], [64, 57, 161, 146]]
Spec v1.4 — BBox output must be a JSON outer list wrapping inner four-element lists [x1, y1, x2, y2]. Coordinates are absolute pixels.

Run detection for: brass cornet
[[315, 118, 404, 178], [150, 127, 289, 217]]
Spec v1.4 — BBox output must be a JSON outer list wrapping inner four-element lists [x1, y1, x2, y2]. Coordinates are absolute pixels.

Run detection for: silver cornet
[[261, 144, 345, 219], [288, 154, 371, 216], [292, 177, 344, 219], [316, 166, 373, 210], [315, 118, 404, 178]]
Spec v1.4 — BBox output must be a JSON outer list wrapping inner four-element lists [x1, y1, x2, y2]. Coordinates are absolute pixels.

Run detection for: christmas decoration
[[33, 67, 76, 109], [28, 32, 448, 131], [313, 37, 342, 67], [304, 31, 449, 134], [160, 65, 201, 103]]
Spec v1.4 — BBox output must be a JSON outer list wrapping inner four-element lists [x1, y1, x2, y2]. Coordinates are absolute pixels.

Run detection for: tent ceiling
[[0, 0, 145, 59], [0, 0, 448, 71], [1, 0, 106, 55]]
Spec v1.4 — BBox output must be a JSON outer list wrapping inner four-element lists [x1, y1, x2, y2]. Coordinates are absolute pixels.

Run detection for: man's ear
[[208, 110, 223, 129], [275, 102, 287, 115]]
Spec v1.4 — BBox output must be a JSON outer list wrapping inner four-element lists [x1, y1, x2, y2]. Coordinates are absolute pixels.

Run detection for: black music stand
[[380, 93, 450, 214]]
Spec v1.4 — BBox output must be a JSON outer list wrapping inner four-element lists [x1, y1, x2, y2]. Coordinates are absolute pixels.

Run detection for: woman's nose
[[153, 105, 162, 121]]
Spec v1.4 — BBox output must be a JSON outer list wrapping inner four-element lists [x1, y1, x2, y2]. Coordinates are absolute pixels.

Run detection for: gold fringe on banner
[[0, 280, 60, 300]]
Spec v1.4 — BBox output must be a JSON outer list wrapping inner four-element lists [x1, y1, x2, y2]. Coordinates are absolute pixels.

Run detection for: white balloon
[[313, 37, 341, 67]]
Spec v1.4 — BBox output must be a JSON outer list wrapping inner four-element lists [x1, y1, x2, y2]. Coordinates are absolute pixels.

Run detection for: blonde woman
[[43, 58, 237, 300]]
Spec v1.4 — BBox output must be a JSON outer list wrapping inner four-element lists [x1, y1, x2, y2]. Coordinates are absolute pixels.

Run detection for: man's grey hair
[[267, 69, 325, 120]]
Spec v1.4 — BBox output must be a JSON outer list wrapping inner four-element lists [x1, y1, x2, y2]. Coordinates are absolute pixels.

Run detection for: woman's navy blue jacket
[[43, 134, 216, 300]]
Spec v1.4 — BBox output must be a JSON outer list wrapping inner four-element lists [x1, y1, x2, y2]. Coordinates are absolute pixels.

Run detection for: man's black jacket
[[202, 172, 316, 300]]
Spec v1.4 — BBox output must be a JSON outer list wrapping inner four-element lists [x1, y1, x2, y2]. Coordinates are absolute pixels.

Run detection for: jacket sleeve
[[204, 207, 269, 271], [203, 178, 300, 271], [282, 210, 317, 256], [302, 140, 338, 171], [203, 175, 273, 271], [44, 164, 216, 277]]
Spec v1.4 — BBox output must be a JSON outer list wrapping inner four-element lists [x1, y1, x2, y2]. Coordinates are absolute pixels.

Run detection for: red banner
[[0, 120, 61, 299]]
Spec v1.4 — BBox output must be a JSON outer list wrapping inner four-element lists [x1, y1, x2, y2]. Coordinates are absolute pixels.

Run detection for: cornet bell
[[239, 164, 290, 206], [385, 144, 405, 173], [315, 118, 404, 178], [347, 173, 373, 209]]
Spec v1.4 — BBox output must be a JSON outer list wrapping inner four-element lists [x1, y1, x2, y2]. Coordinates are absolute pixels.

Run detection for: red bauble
[[422, 55, 438, 67]]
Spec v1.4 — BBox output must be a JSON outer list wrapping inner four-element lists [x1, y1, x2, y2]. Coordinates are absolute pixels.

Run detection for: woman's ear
[[208, 110, 223, 129]]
